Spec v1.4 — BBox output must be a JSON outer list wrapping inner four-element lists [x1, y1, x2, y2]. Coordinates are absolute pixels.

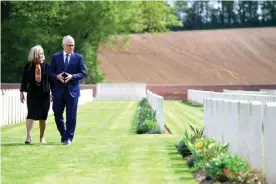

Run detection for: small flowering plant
[[182, 124, 204, 151], [231, 168, 265, 184], [191, 138, 229, 171], [205, 152, 249, 182]]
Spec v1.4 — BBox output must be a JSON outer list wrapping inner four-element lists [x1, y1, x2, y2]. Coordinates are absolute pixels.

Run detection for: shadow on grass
[[1, 142, 62, 147], [129, 102, 140, 134], [166, 144, 196, 183], [1, 143, 35, 146], [165, 144, 177, 150], [181, 100, 203, 108]]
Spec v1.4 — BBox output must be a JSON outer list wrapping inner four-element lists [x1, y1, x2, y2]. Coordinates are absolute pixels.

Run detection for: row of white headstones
[[188, 89, 276, 184]]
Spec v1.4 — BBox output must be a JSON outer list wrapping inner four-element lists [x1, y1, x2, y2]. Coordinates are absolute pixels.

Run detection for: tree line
[[172, 0, 276, 30]]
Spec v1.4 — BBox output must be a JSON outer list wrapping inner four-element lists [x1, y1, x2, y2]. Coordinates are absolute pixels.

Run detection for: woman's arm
[[20, 64, 29, 93], [20, 63, 30, 103], [47, 63, 54, 93]]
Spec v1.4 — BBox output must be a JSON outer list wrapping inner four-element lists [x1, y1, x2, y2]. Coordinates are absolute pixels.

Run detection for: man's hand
[[64, 72, 73, 83], [20, 92, 25, 103], [56, 72, 64, 83]]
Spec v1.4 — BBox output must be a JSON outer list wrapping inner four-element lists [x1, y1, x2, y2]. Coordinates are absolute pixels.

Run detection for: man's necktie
[[64, 54, 69, 71]]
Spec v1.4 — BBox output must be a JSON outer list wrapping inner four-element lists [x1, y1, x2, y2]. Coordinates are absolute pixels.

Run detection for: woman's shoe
[[40, 138, 46, 144], [25, 136, 31, 144]]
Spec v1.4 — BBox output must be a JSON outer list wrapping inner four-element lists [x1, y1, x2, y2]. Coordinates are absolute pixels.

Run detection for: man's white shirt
[[63, 51, 73, 64]]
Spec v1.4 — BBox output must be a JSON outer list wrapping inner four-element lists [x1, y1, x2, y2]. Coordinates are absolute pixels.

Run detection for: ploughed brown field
[[98, 27, 276, 85]]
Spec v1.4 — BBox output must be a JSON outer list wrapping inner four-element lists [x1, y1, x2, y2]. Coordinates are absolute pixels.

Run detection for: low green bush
[[205, 153, 248, 182], [177, 139, 192, 157], [136, 119, 159, 134], [136, 98, 160, 134], [138, 105, 156, 124], [139, 97, 149, 107]]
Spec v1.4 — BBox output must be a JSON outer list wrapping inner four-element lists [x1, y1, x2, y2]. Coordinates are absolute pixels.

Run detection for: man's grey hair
[[62, 35, 75, 45], [28, 45, 45, 62]]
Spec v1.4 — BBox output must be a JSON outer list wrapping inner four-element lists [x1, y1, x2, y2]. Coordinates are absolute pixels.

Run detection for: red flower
[[223, 168, 230, 175]]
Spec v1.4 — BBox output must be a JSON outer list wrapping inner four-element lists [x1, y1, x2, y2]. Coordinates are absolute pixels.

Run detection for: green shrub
[[187, 156, 195, 168], [188, 124, 204, 142], [187, 138, 228, 172], [136, 119, 159, 134], [136, 98, 160, 134], [139, 98, 149, 107], [138, 106, 156, 124], [205, 153, 249, 182], [182, 124, 204, 152], [177, 139, 192, 157]]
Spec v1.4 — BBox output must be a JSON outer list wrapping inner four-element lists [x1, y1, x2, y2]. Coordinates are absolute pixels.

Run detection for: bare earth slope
[[98, 27, 276, 84]]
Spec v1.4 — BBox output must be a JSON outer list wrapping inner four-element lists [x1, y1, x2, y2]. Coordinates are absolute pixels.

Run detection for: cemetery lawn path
[[1, 101, 198, 184]]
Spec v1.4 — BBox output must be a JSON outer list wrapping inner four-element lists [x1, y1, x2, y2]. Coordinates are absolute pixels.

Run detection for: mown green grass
[[164, 100, 204, 137], [1, 100, 199, 184]]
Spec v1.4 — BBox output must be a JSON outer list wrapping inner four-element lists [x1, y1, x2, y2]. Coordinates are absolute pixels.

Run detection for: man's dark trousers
[[53, 86, 79, 142]]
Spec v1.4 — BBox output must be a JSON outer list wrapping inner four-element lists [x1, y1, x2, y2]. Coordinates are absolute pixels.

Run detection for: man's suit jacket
[[49, 51, 86, 98]]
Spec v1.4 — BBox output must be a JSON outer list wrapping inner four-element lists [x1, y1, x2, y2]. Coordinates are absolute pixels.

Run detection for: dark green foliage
[[136, 119, 159, 134], [139, 105, 157, 123], [1, 1, 181, 83], [184, 124, 204, 144], [205, 153, 249, 182], [187, 157, 194, 168], [177, 139, 192, 157], [138, 97, 149, 107], [171, 1, 276, 31], [136, 98, 160, 134], [1, 1, 69, 82]]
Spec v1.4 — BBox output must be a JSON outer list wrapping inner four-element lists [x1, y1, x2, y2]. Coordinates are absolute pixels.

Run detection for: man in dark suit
[[49, 35, 86, 145]]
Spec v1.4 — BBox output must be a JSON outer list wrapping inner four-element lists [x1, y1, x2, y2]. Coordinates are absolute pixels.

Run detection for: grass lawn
[[1, 100, 202, 184], [164, 100, 204, 136]]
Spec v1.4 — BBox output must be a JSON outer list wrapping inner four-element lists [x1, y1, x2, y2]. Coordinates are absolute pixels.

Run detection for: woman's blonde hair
[[28, 45, 45, 62]]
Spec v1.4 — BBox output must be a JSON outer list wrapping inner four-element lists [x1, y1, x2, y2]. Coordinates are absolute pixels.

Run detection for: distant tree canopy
[[171, 0, 276, 30], [1, 1, 181, 83]]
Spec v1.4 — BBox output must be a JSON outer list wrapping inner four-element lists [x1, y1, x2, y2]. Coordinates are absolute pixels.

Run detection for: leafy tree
[[1, 1, 69, 82], [1, 1, 182, 83]]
